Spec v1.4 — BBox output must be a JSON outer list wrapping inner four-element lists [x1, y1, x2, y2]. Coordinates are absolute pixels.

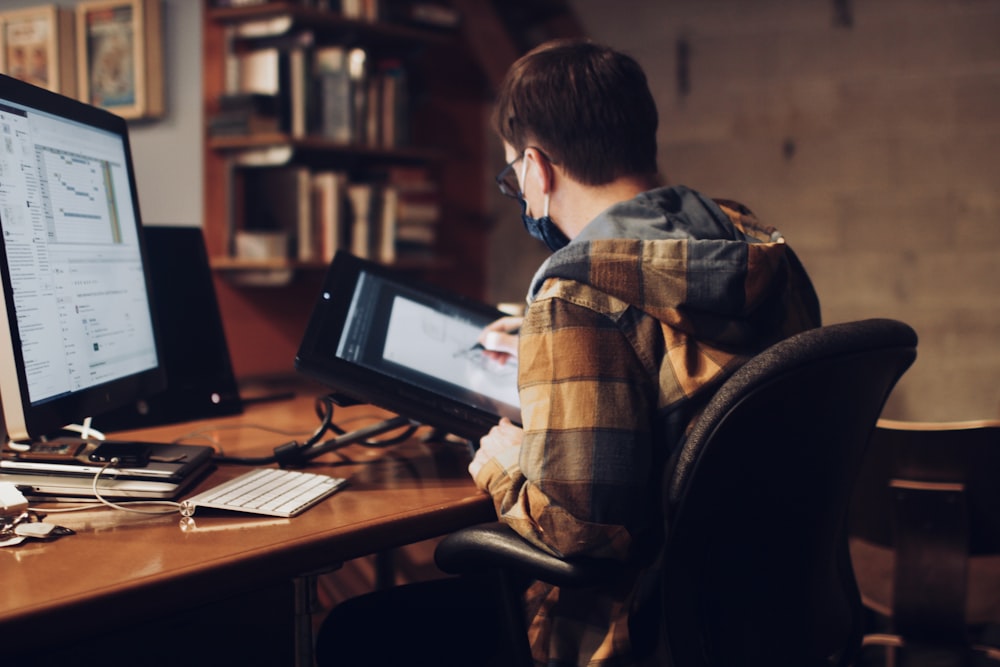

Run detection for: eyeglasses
[[495, 148, 555, 199], [495, 153, 524, 199]]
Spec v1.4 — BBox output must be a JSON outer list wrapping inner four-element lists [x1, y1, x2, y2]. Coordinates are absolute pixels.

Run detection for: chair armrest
[[434, 522, 623, 588]]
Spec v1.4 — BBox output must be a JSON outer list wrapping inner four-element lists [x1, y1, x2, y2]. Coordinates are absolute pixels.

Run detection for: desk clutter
[[0, 484, 74, 548], [0, 440, 216, 502]]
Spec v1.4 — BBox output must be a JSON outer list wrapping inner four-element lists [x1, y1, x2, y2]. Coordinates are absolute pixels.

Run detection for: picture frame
[[0, 5, 76, 97], [76, 0, 164, 119]]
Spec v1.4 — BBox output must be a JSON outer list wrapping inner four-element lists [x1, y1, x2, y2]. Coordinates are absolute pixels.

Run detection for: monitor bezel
[[295, 251, 522, 442], [0, 73, 166, 443]]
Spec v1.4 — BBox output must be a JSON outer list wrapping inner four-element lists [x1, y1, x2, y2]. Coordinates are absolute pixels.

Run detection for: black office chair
[[850, 419, 1000, 666], [435, 318, 918, 666]]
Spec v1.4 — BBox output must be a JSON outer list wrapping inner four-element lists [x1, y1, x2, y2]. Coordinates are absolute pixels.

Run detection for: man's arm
[[473, 295, 653, 561]]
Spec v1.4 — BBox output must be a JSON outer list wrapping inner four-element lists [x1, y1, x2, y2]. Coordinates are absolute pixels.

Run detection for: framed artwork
[[76, 0, 163, 119], [0, 5, 76, 97]]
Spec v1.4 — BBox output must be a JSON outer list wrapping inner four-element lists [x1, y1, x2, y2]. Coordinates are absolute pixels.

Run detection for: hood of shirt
[[526, 185, 820, 350]]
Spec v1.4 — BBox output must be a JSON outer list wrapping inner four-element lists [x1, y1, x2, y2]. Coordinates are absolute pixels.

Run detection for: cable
[[316, 394, 420, 448], [14, 393, 425, 520], [211, 394, 420, 467], [62, 417, 105, 441], [28, 460, 185, 516], [208, 395, 338, 465], [88, 458, 181, 516], [6, 440, 31, 453]]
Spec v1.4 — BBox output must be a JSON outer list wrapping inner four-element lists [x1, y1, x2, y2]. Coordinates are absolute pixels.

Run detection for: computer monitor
[[0, 73, 166, 446]]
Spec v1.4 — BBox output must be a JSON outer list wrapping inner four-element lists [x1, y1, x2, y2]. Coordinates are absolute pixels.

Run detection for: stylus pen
[[472, 330, 519, 356]]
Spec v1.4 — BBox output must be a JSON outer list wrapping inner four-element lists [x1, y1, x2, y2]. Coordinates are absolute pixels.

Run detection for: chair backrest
[[849, 418, 1000, 647], [661, 318, 918, 667]]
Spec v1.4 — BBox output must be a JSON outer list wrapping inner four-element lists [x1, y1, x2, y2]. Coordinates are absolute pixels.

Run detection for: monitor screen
[[296, 251, 521, 441], [0, 73, 164, 444]]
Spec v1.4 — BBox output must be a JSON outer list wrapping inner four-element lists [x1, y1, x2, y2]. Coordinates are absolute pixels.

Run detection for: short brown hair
[[492, 39, 658, 185]]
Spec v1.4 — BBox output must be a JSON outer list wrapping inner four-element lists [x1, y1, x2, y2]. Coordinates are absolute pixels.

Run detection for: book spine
[[296, 168, 315, 261], [311, 171, 347, 262], [347, 183, 375, 259], [378, 184, 398, 264], [314, 46, 352, 142]]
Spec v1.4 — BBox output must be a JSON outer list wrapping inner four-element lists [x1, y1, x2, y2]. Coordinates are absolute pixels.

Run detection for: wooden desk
[[0, 391, 494, 659]]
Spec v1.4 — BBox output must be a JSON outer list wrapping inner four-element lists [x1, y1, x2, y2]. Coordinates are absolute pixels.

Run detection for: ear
[[523, 147, 555, 195]]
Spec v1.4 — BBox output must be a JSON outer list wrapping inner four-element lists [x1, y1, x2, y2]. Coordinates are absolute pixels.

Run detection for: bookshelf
[[202, 1, 491, 379]]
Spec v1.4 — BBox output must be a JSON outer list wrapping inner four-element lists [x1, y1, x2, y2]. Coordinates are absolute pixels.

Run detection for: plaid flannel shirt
[[474, 186, 821, 666]]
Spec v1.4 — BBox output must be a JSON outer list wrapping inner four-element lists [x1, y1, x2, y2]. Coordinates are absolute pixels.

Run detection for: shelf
[[202, 0, 489, 378], [208, 134, 442, 166], [208, 2, 457, 48]]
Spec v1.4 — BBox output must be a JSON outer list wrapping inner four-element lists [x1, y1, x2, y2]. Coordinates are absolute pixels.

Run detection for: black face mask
[[518, 195, 569, 252]]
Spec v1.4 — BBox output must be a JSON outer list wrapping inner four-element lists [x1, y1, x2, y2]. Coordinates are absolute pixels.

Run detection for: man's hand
[[477, 316, 522, 365], [469, 417, 523, 481]]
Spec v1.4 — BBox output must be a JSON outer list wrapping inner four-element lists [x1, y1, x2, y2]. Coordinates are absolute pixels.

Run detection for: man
[[316, 38, 820, 666], [473, 37, 820, 665]]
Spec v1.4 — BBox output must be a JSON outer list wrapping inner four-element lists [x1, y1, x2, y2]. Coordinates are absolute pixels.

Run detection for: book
[[208, 93, 283, 136], [346, 182, 379, 259], [239, 166, 312, 261], [377, 184, 398, 263], [231, 33, 313, 137], [384, 1, 460, 30], [348, 47, 369, 144], [314, 45, 352, 142], [376, 59, 408, 148], [365, 166, 441, 261], [311, 170, 348, 262], [315, 45, 374, 145]]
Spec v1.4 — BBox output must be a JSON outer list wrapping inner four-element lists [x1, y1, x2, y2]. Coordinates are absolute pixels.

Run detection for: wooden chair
[[849, 418, 1000, 666], [436, 318, 918, 666]]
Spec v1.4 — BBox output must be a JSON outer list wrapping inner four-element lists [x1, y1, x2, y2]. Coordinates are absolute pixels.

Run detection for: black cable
[[212, 394, 418, 467]]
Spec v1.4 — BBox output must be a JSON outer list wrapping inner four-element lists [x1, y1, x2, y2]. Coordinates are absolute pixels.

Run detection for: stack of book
[[230, 165, 440, 265], [212, 30, 411, 147], [207, 93, 283, 136]]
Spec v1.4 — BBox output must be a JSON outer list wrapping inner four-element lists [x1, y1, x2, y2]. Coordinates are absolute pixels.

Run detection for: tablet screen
[[296, 252, 522, 441]]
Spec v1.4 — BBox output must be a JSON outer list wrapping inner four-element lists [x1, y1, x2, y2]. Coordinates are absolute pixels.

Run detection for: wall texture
[[488, 0, 1000, 421]]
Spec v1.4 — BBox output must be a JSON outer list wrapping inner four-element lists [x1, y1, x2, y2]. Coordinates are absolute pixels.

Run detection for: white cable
[[62, 418, 106, 441], [6, 439, 31, 452], [90, 459, 181, 515]]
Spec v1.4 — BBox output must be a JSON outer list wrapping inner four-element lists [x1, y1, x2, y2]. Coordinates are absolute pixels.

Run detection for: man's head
[[492, 39, 659, 186]]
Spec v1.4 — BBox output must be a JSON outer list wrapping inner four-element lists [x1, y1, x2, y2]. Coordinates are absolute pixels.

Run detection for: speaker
[[98, 225, 243, 432]]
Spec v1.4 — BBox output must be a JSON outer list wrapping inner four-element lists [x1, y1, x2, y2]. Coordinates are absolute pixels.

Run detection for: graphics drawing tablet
[[295, 252, 521, 441]]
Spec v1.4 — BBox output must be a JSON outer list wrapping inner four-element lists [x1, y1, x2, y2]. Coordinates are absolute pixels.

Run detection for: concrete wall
[[491, 0, 1000, 421]]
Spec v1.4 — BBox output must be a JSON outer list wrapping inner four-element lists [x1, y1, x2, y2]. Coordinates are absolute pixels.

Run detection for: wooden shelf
[[207, 2, 457, 47], [202, 0, 489, 379], [208, 134, 442, 166]]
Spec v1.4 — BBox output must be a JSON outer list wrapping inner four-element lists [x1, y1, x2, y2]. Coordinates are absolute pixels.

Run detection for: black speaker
[[97, 225, 243, 432]]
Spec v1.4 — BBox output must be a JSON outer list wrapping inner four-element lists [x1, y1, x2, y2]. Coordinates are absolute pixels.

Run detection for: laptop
[[295, 251, 522, 442], [0, 441, 214, 501]]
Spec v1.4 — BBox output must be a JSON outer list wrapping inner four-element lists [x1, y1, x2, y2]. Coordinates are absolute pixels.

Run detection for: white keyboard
[[184, 468, 347, 518]]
